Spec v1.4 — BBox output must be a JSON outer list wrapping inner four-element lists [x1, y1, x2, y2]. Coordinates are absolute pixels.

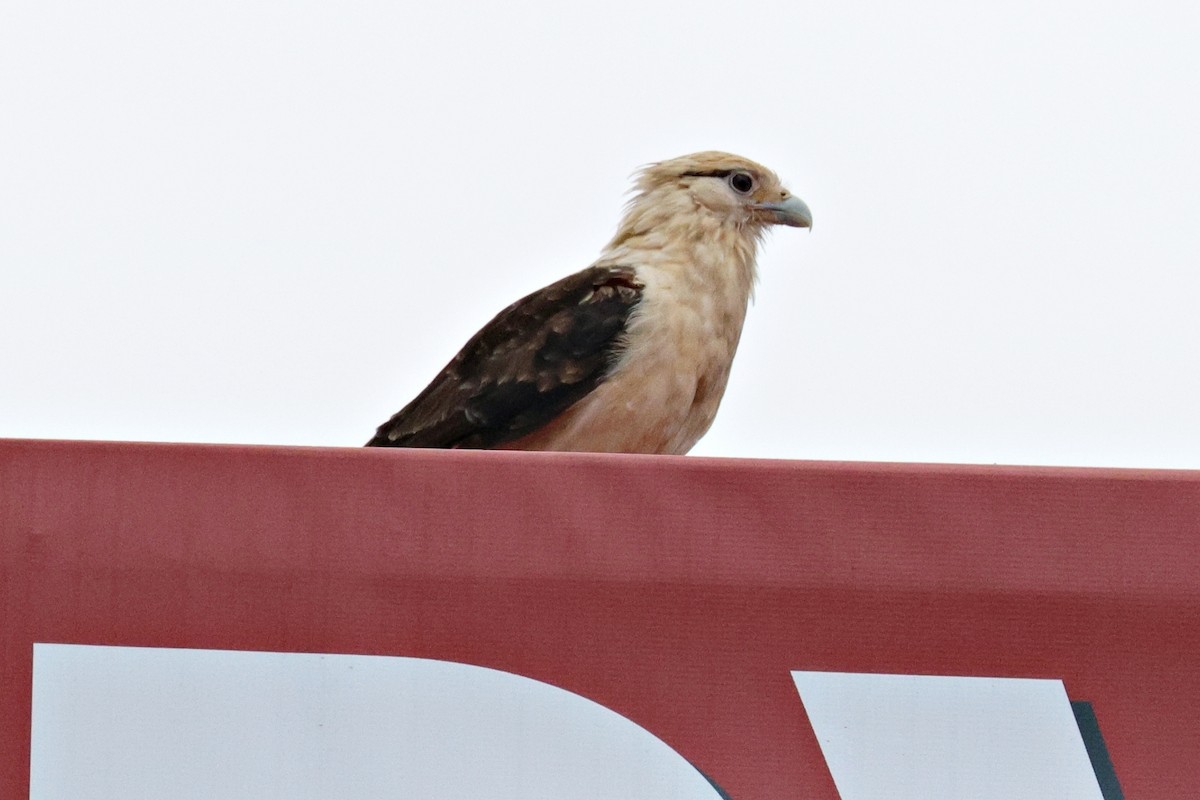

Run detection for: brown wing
[[366, 265, 644, 449]]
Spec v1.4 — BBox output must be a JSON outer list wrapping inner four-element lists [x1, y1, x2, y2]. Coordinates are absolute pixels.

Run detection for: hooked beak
[[752, 195, 812, 229]]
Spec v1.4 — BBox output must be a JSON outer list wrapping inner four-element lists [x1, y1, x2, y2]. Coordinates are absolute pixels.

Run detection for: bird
[[366, 151, 811, 454]]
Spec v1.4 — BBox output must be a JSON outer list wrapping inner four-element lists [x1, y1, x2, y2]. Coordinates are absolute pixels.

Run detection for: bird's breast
[[503, 259, 752, 455]]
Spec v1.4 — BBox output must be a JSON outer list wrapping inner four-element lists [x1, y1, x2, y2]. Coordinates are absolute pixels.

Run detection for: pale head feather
[[601, 151, 798, 299], [606, 151, 792, 248]]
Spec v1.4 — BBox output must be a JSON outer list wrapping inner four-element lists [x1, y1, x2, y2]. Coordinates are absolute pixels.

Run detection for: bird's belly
[[502, 345, 731, 455]]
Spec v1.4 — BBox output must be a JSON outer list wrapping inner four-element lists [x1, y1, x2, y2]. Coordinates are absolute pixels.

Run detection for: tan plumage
[[367, 151, 811, 454]]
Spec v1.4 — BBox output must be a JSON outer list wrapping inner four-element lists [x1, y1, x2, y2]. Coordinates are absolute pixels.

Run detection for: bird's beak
[[752, 195, 813, 228]]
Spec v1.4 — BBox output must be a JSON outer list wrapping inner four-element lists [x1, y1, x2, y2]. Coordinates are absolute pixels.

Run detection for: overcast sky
[[3, 1, 1198, 468]]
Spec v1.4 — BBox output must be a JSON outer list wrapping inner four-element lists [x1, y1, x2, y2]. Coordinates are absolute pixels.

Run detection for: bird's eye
[[729, 171, 755, 194]]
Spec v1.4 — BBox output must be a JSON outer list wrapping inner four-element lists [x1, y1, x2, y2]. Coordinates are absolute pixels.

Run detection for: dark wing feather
[[366, 265, 644, 449]]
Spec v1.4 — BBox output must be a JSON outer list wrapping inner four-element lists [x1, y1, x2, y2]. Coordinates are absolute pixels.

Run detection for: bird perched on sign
[[366, 151, 811, 454]]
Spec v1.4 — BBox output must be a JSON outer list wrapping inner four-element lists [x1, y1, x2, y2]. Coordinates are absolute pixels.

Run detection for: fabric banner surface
[[3, 439, 1198, 797]]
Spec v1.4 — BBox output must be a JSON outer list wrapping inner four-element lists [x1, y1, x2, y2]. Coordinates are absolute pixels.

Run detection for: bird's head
[[609, 151, 811, 251]]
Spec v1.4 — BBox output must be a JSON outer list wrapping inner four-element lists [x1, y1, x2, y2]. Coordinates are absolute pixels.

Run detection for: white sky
[[3, 1, 1198, 468]]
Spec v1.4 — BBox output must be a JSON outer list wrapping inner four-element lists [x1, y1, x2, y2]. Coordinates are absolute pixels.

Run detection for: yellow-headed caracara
[[366, 151, 811, 454]]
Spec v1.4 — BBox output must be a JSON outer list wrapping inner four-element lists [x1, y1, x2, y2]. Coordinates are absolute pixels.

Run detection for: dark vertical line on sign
[[1071, 700, 1125, 800]]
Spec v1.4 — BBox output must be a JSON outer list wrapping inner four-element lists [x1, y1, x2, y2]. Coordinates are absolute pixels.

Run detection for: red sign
[[3, 439, 1199, 796]]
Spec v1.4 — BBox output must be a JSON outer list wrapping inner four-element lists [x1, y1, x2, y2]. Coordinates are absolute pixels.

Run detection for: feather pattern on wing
[[367, 265, 643, 448]]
